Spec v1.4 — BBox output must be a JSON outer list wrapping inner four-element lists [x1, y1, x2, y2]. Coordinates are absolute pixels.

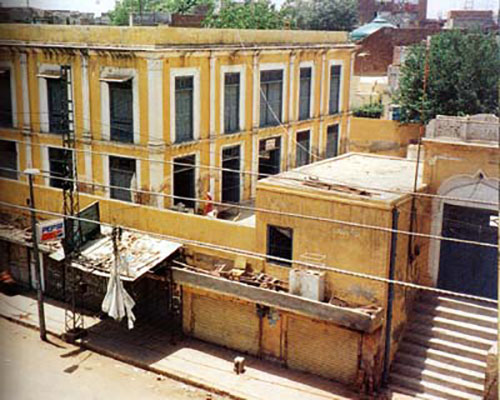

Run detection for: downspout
[[382, 207, 399, 384]]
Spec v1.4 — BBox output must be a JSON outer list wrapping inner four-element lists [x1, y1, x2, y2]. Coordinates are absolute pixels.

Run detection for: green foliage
[[281, 0, 358, 31], [353, 102, 384, 119], [396, 30, 500, 123], [203, 0, 285, 30], [109, 0, 213, 25]]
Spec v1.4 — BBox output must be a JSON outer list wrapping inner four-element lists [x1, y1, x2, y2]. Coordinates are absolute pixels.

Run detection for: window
[[173, 154, 195, 209], [328, 65, 341, 115], [109, 80, 133, 143], [47, 78, 69, 134], [48, 147, 73, 190], [267, 225, 293, 266], [224, 73, 240, 134], [0, 140, 17, 180], [258, 136, 281, 180], [298, 67, 312, 121], [0, 70, 13, 128], [260, 70, 283, 127], [296, 130, 310, 167], [326, 124, 339, 158], [175, 76, 194, 143], [109, 156, 135, 202], [222, 145, 241, 203]]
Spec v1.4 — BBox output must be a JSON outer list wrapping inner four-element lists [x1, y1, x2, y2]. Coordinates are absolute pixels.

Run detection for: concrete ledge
[[172, 267, 383, 333]]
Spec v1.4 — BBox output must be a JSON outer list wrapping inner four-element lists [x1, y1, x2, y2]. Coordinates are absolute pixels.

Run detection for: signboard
[[38, 219, 65, 243], [64, 201, 101, 254], [490, 215, 498, 228], [265, 138, 276, 151]]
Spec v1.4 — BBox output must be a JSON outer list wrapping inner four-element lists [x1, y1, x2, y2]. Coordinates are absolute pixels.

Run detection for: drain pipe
[[382, 207, 399, 384]]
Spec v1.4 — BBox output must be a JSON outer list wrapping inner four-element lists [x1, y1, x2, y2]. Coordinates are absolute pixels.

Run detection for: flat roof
[[260, 153, 425, 202]]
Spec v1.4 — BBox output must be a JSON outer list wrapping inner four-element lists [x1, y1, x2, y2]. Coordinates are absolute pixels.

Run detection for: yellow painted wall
[[348, 117, 421, 157]]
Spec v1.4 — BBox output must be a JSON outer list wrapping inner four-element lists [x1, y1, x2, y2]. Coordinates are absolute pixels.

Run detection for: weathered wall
[[348, 118, 421, 157]]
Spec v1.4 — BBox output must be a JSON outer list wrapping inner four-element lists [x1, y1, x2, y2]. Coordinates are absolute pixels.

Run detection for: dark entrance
[[173, 155, 196, 209], [438, 204, 498, 299], [258, 136, 281, 180], [222, 145, 241, 203]]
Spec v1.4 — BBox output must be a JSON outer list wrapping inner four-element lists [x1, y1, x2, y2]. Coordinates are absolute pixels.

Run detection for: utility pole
[[25, 168, 47, 342]]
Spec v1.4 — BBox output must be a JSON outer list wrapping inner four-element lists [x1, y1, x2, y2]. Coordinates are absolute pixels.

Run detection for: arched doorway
[[428, 172, 499, 299]]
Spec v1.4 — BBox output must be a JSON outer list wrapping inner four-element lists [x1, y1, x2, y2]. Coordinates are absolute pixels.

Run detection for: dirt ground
[[0, 318, 225, 400]]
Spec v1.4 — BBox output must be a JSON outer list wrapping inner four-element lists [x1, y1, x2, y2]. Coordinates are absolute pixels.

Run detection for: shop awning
[[99, 74, 133, 83]]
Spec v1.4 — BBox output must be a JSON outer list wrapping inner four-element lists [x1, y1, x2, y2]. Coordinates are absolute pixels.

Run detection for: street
[[0, 318, 223, 400]]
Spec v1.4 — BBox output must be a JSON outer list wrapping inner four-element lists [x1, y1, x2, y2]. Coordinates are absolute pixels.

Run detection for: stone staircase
[[389, 292, 497, 400]]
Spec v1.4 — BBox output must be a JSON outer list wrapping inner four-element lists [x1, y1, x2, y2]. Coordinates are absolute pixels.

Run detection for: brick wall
[[354, 27, 440, 76]]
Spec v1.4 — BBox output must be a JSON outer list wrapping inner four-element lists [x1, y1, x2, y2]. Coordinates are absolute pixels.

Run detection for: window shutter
[[175, 77, 194, 143], [110, 80, 133, 143], [329, 65, 341, 115]]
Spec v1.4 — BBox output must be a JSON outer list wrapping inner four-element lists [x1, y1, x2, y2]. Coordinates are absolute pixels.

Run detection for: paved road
[[0, 318, 223, 400]]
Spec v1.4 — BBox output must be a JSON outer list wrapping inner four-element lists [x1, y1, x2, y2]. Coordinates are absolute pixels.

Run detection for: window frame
[[257, 63, 286, 129], [47, 146, 74, 190], [38, 64, 68, 134], [295, 129, 311, 168], [298, 63, 314, 121], [0, 139, 18, 180], [327, 60, 343, 116], [221, 143, 243, 204], [172, 153, 197, 210], [258, 135, 282, 180], [220, 65, 246, 134], [267, 224, 293, 267], [174, 75, 194, 143], [108, 79, 134, 143], [326, 123, 340, 158], [109, 155, 136, 203]]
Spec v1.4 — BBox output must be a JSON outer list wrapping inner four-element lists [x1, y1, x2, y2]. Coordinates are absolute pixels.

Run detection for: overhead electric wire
[[0, 199, 496, 305]]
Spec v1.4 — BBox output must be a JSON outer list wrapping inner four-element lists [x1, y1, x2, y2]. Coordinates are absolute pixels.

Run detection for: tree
[[203, 0, 285, 30], [281, 0, 358, 31], [396, 30, 500, 123], [109, 0, 213, 25]]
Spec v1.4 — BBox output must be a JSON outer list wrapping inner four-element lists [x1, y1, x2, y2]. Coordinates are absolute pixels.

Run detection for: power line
[[0, 167, 497, 249], [0, 199, 496, 305]]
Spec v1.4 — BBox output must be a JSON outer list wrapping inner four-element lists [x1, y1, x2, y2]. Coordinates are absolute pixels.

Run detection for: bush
[[353, 102, 383, 119]]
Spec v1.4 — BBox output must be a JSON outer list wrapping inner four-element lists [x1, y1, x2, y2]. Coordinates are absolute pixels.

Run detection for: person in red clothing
[[203, 191, 214, 215]]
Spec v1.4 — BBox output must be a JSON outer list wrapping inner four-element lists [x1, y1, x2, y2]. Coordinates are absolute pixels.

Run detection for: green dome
[[350, 17, 397, 42]]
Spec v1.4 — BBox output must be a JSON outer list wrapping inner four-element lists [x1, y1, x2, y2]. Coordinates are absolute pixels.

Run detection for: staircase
[[389, 292, 498, 400]]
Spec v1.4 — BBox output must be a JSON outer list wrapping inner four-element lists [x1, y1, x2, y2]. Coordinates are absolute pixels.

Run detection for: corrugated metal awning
[[99, 74, 133, 83], [37, 70, 61, 79]]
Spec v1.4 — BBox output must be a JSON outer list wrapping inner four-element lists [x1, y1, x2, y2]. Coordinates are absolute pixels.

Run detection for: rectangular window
[[109, 80, 133, 143], [298, 67, 312, 121], [326, 124, 339, 158], [328, 65, 341, 115], [0, 70, 13, 128], [296, 130, 310, 167], [47, 78, 69, 134], [260, 70, 283, 128], [224, 73, 240, 134], [175, 76, 194, 143], [0, 140, 17, 180], [258, 136, 281, 180], [222, 145, 241, 204], [173, 154, 196, 209], [49, 147, 73, 190], [109, 156, 135, 202], [267, 225, 293, 266]]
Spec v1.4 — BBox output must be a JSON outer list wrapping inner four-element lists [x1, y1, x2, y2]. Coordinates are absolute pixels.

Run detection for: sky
[[0, 0, 499, 18]]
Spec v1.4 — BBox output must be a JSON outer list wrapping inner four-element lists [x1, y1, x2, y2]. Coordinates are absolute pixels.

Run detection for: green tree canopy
[[396, 30, 500, 123], [281, 0, 358, 31], [203, 0, 285, 30]]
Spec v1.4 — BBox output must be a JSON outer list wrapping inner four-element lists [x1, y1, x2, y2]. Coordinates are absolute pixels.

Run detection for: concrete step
[[389, 383, 445, 400], [399, 341, 486, 373], [390, 373, 482, 400], [419, 293, 498, 319], [408, 321, 494, 351], [395, 352, 485, 385], [413, 313, 497, 342], [415, 302, 497, 330], [391, 362, 484, 397], [404, 332, 488, 361]]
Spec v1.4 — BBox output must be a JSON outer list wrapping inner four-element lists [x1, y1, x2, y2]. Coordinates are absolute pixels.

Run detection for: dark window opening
[[109, 80, 133, 143], [222, 145, 241, 204], [224, 73, 240, 134], [175, 76, 194, 143], [267, 225, 293, 266], [326, 124, 339, 158], [109, 156, 135, 202], [296, 130, 310, 167], [0, 140, 17, 180], [47, 78, 69, 134], [0, 70, 13, 128], [298, 67, 312, 121], [173, 154, 196, 209], [260, 70, 283, 127], [258, 136, 281, 180], [329, 65, 341, 115], [49, 147, 73, 190]]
